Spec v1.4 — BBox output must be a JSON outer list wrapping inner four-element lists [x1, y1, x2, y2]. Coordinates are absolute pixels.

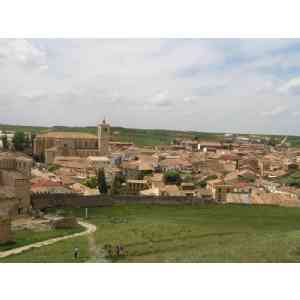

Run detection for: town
[[1, 119, 300, 261]]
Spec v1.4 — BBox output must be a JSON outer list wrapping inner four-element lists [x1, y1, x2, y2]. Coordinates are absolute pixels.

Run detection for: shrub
[[82, 176, 98, 189], [163, 170, 182, 185]]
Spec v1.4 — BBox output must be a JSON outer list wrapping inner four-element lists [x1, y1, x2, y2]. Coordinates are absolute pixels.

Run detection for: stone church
[[33, 120, 111, 164]]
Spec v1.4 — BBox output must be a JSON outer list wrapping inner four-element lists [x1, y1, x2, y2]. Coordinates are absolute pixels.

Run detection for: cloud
[[2, 38, 300, 134], [149, 90, 172, 107], [279, 77, 300, 95], [261, 105, 288, 117]]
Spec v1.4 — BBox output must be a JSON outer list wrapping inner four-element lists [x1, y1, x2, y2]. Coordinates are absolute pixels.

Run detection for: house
[[181, 182, 196, 196], [71, 182, 99, 196], [206, 178, 234, 202], [226, 193, 251, 204], [159, 157, 192, 172], [87, 156, 110, 170], [160, 185, 182, 196], [126, 179, 149, 195]]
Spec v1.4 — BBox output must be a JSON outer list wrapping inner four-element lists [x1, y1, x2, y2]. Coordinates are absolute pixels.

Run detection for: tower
[[98, 119, 110, 156]]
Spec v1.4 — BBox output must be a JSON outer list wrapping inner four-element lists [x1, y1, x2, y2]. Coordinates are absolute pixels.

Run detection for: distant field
[[0, 123, 222, 146], [2, 123, 300, 147], [3, 204, 300, 262]]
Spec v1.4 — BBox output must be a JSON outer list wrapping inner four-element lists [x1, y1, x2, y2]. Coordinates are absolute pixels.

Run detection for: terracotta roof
[[31, 178, 62, 190], [36, 131, 97, 139]]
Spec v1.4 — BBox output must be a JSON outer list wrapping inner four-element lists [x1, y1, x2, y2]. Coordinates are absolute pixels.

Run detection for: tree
[[1, 134, 8, 150], [97, 168, 108, 194], [24, 133, 31, 149], [111, 173, 126, 195], [31, 133, 36, 149], [163, 170, 182, 185], [12, 131, 25, 151]]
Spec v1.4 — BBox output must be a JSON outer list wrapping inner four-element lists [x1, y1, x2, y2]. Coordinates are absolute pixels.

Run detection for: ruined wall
[[31, 193, 213, 209]]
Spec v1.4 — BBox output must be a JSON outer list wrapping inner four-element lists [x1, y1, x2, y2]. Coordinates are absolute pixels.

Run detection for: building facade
[[33, 120, 111, 164]]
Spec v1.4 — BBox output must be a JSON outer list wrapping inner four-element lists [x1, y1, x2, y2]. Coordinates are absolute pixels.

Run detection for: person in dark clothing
[[74, 247, 79, 260]]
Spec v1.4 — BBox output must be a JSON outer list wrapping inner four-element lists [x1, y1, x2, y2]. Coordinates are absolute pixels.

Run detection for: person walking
[[74, 247, 79, 260]]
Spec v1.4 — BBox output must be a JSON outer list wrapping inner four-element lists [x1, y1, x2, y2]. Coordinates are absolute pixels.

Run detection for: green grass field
[[0, 226, 84, 252], [3, 204, 300, 262]]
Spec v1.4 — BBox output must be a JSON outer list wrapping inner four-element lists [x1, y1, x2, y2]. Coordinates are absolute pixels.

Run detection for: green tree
[[24, 133, 31, 149], [12, 131, 25, 151], [163, 170, 182, 185], [97, 168, 108, 194], [31, 133, 36, 149], [1, 134, 8, 150]]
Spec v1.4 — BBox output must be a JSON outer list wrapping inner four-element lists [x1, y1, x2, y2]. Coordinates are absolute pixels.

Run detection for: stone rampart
[[31, 192, 213, 209]]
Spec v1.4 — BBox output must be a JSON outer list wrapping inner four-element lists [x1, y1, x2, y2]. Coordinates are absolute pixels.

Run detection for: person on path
[[74, 247, 79, 260]]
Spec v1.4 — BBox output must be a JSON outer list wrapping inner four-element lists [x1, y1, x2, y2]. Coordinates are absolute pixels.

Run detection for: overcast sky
[[2, 39, 300, 135]]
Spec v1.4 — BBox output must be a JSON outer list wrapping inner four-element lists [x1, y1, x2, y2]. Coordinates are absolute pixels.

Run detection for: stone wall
[[31, 192, 213, 209], [0, 217, 14, 245]]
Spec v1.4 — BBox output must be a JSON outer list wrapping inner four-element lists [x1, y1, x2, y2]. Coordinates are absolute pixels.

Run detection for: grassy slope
[[0, 236, 89, 263], [3, 204, 300, 262]]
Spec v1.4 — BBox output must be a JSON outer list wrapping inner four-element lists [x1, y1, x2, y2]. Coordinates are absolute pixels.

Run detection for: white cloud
[[150, 90, 172, 107], [261, 105, 288, 117], [1, 38, 300, 134], [279, 77, 300, 95]]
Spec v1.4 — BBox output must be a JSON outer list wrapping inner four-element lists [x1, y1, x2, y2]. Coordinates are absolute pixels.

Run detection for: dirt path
[[0, 220, 97, 259]]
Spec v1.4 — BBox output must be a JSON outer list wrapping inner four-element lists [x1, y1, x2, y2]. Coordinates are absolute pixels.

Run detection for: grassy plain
[[3, 204, 300, 262]]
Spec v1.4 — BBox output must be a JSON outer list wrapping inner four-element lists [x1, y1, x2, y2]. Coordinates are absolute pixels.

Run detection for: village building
[[206, 178, 234, 202], [126, 179, 149, 195]]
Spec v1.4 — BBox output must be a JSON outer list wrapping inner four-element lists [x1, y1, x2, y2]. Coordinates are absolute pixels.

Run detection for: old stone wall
[[31, 193, 213, 209], [0, 217, 14, 245]]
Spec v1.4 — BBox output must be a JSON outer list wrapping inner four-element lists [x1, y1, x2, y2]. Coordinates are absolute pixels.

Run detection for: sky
[[1, 39, 300, 135]]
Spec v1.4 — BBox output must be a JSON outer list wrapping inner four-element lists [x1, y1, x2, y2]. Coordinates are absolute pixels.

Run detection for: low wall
[[31, 193, 213, 209]]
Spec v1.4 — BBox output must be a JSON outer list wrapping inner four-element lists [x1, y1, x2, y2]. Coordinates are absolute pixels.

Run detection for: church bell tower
[[98, 118, 110, 156]]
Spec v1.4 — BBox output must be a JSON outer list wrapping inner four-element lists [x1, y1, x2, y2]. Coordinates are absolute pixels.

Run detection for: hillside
[[0, 124, 222, 147], [1, 123, 300, 147]]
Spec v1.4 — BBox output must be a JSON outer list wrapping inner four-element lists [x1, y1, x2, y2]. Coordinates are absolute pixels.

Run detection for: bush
[[163, 170, 182, 185], [82, 176, 97, 189], [47, 164, 60, 172]]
